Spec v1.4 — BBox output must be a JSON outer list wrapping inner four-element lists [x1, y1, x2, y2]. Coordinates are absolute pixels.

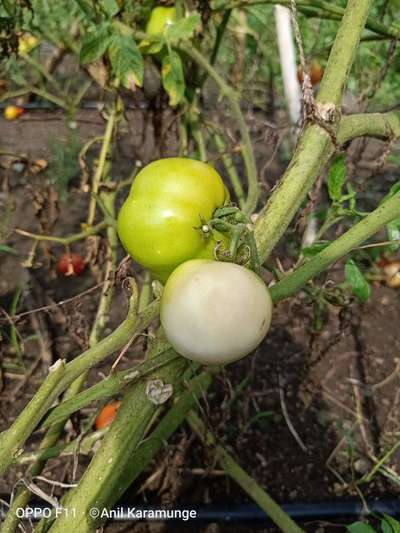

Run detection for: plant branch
[[41, 350, 180, 428], [270, 192, 400, 303], [187, 411, 305, 533], [338, 111, 400, 144], [0, 88, 68, 110], [212, 130, 246, 208], [14, 220, 108, 245], [86, 107, 116, 226]]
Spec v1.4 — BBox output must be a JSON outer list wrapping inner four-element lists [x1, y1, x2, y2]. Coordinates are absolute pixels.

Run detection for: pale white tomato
[[160, 260, 273, 365]]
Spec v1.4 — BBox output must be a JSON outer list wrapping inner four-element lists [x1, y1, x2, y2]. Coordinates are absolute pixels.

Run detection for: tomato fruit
[[146, 6, 177, 36], [383, 260, 400, 288], [4, 105, 25, 121], [117, 158, 229, 282], [297, 60, 324, 86], [57, 253, 86, 276], [160, 260, 273, 365], [18, 34, 39, 55], [95, 401, 121, 430]]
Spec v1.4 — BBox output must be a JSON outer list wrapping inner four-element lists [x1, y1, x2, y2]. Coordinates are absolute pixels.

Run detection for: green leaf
[[328, 155, 346, 202], [0, 244, 16, 254], [100, 0, 120, 17], [382, 513, 400, 533], [108, 32, 144, 89], [161, 51, 185, 106], [345, 259, 371, 302], [346, 522, 376, 533], [80, 24, 112, 64], [302, 241, 330, 257], [165, 14, 201, 43]]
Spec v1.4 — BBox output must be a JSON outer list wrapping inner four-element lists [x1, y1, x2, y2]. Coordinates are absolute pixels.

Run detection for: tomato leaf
[[99, 0, 120, 17], [346, 522, 376, 533], [165, 14, 201, 43], [108, 32, 144, 89], [161, 51, 185, 106], [345, 259, 371, 302], [0, 244, 16, 254], [80, 24, 112, 64], [382, 513, 400, 533], [327, 155, 346, 202]]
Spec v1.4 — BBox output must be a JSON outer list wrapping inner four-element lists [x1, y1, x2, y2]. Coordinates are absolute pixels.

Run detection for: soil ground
[[0, 108, 399, 533]]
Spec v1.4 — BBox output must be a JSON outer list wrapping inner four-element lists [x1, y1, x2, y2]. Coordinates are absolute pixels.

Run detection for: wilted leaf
[[87, 59, 109, 88], [145, 379, 173, 405], [327, 155, 346, 202], [345, 259, 371, 302], [108, 32, 144, 89], [161, 51, 185, 106], [29, 158, 48, 174]]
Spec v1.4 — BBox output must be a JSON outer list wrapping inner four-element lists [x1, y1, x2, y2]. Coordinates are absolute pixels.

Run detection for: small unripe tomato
[[160, 260, 273, 365], [95, 401, 121, 430], [4, 105, 25, 121], [146, 6, 177, 36], [297, 60, 324, 86], [18, 34, 39, 55], [117, 158, 230, 282], [57, 253, 86, 276]]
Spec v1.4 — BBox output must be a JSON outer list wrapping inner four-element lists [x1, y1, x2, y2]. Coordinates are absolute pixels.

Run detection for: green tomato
[[117, 158, 230, 282], [160, 259, 273, 365], [146, 6, 177, 36]]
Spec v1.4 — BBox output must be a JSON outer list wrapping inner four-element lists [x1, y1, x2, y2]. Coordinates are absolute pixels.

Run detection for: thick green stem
[[270, 192, 400, 303], [254, 127, 334, 261], [254, 0, 372, 262], [187, 411, 305, 533], [41, 350, 180, 428], [317, 3, 371, 105], [45, 355, 189, 533], [338, 111, 400, 144]]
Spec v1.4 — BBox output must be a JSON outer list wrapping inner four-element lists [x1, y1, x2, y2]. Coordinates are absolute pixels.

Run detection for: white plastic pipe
[[274, 5, 302, 124]]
